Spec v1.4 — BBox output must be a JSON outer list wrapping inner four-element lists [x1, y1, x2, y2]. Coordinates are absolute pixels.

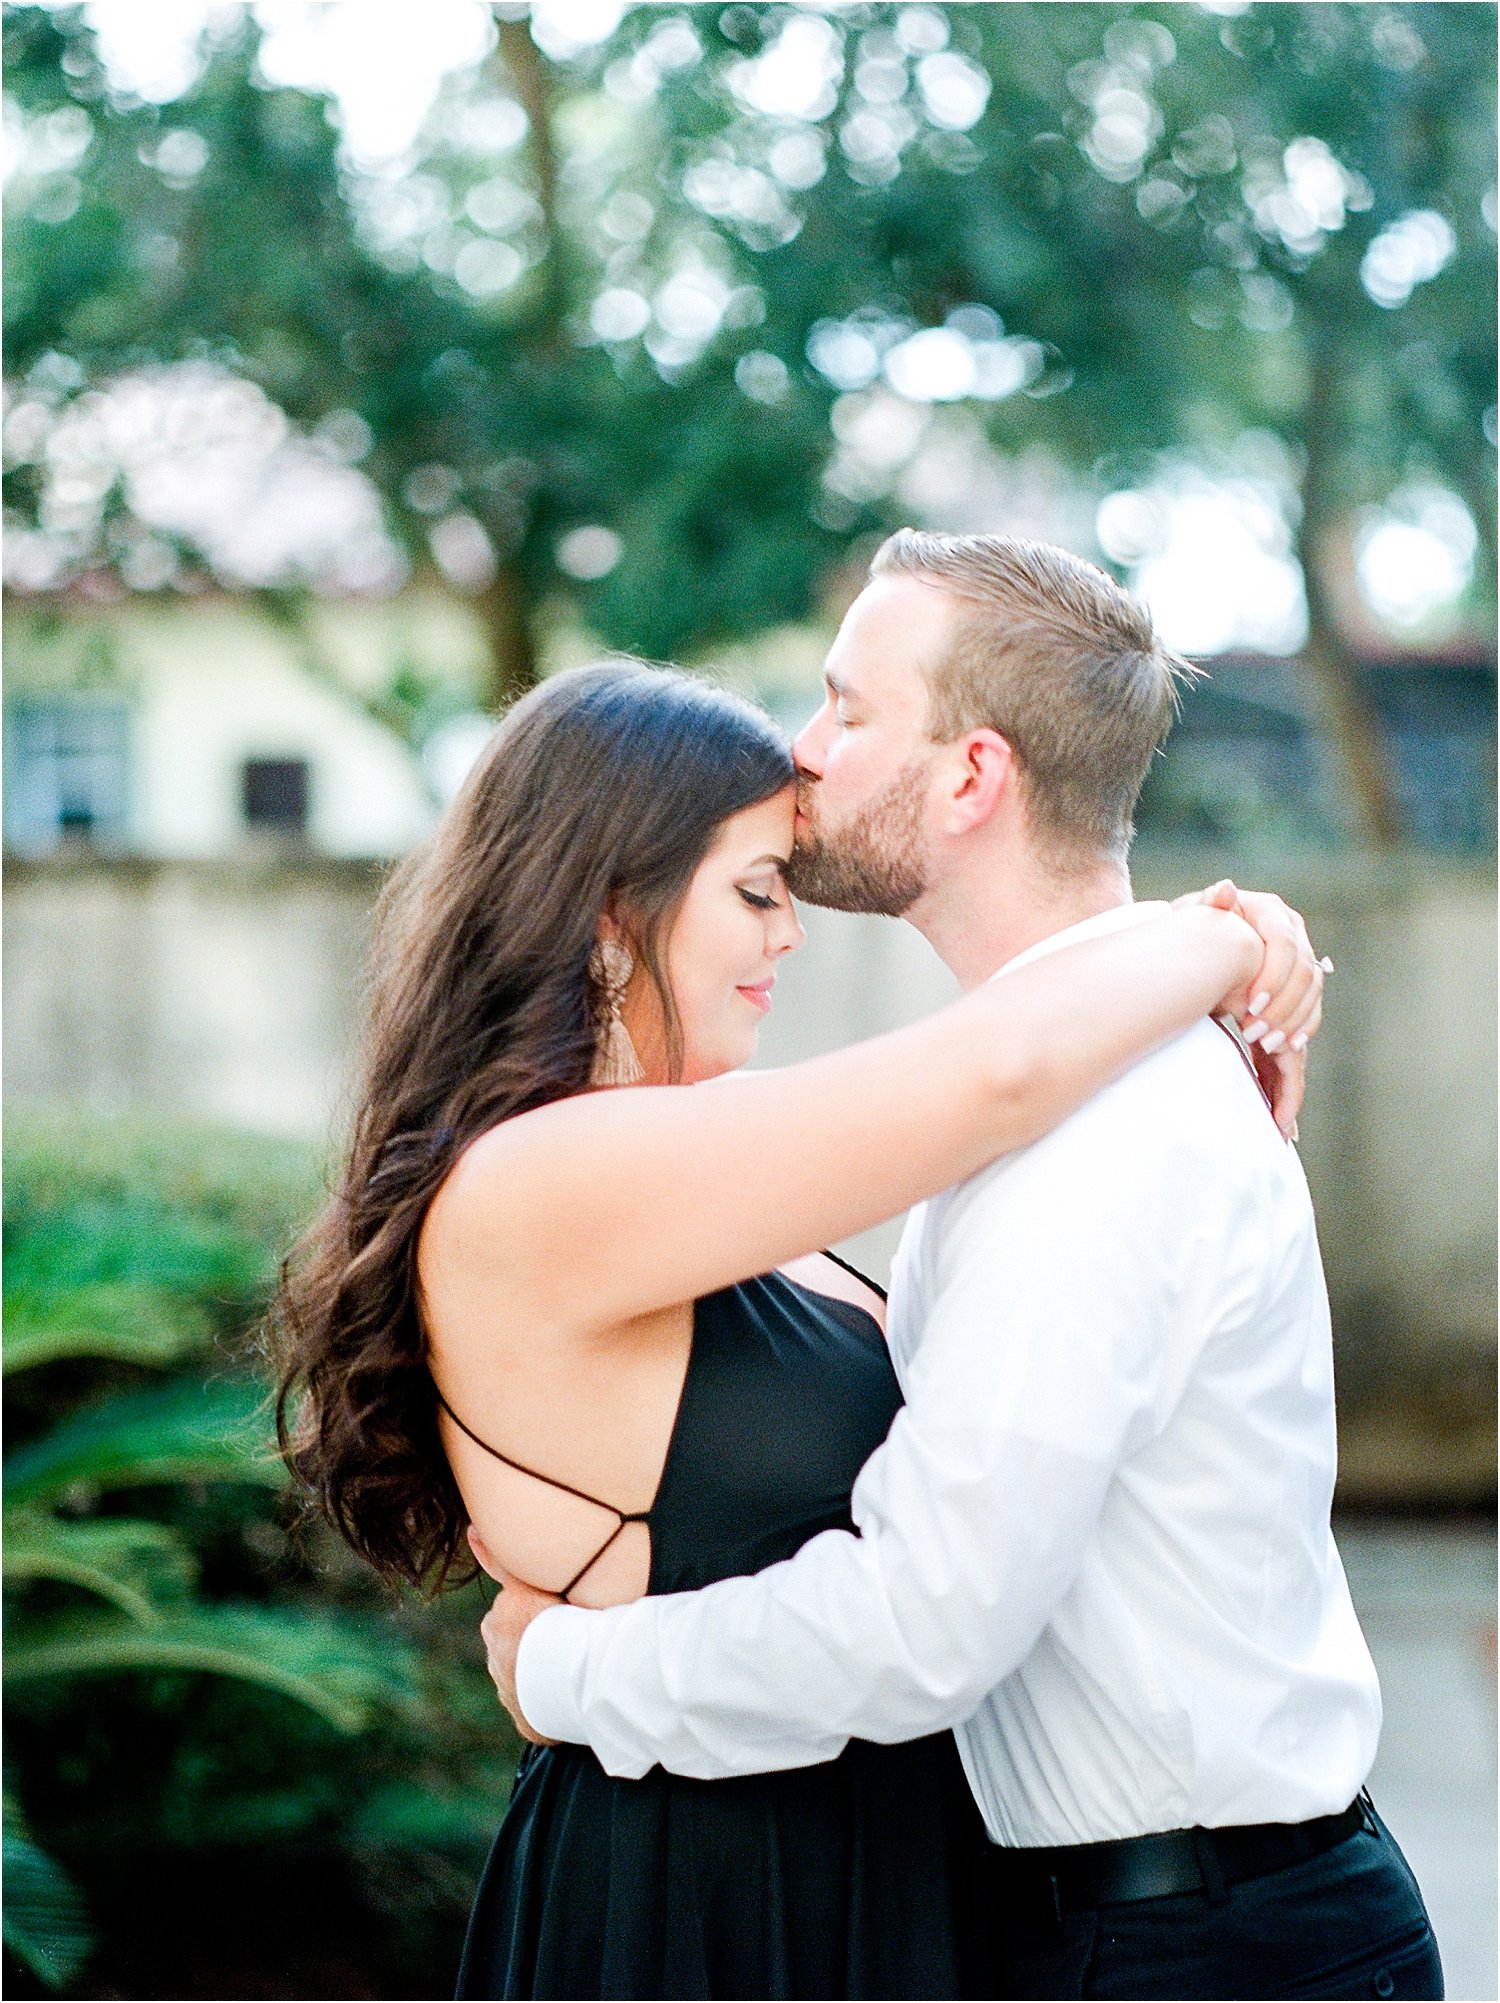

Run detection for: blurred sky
[[11, 0, 1483, 654]]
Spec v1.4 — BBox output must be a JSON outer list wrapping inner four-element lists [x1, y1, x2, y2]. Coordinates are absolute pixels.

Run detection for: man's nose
[[791, 709, 828, 776]]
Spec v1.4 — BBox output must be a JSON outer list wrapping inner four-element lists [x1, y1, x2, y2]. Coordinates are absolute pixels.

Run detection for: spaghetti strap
[[818, 1246, 889, 1302], [433, 1385, 648, 1519], [432, 1383, 649, 1602], [558, 1520, 633, 1599]]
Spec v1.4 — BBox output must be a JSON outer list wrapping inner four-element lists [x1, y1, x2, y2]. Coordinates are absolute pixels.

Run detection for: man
[[478, 532, 1441, 1999]]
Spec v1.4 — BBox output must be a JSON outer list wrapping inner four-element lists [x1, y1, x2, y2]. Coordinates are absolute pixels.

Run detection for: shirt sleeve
[[517, 1076, 1215, 1779]]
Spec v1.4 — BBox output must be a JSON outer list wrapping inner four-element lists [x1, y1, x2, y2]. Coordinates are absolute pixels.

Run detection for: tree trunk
[[1297, 338, 1403, 848], [482, 17, 560, 709], [1295, 553, 1402, 847], [497, 17, 564, 341], [1451, 456, 1496, 621], [478, 562, 538, 713]]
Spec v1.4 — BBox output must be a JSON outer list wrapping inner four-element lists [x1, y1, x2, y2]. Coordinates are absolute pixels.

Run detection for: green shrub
[[4, 1114, 518, 2000]]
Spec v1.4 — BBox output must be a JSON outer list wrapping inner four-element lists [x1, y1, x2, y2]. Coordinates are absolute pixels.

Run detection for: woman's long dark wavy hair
[[268, 662, 794, 1592]]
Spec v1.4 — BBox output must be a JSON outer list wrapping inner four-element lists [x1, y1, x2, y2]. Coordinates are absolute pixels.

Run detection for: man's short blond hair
[[871, 528, 1197, 866]]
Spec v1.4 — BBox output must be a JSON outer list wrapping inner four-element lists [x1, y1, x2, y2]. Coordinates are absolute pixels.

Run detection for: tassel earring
[[590, 938, 645, 1087]]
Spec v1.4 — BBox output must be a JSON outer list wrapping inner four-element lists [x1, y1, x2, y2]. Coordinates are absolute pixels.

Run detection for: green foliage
[[3, 1115, 517, 1997], [3, 1510, 198, 1621], [3, 2, 1492, 839], [4, 1281, 215, 1375], [5, 3, 1491, 573], [3, 1794, 95, 1993], [4, 1115, 320, 1380], [3, 1112, 325, 1263], [7, 1604, 419, 1735], [4, 1374, 281, 1503]]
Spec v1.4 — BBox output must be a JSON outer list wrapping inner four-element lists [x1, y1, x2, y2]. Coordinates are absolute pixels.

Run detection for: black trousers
[[988, 1806, 1443, 2000]]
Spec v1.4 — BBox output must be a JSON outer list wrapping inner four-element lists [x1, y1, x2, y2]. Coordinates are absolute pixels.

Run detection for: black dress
[[452, 1265, 993, 2001]]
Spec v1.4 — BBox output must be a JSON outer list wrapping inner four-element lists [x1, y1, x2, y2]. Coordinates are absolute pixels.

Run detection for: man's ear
[[939, 729, 1015, 835]]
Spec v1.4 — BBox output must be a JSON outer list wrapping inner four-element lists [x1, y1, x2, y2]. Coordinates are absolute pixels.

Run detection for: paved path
[[1338, 1520, 1496, 2002]]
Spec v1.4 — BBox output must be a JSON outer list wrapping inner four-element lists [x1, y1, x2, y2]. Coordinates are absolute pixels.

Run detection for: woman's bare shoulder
[[423, 1099, 592, 1235], [417, 1110, 571, 1305]]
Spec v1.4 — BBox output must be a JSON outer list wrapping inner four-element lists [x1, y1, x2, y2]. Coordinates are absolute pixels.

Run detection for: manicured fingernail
[[1291, 1031, 1308, 1051], [1261, 1029, 1285, 1053], [1244, 1019, 1267, 1043], [1291, 1120, 1300, 1142], [1250, 992, 1271, 1017]]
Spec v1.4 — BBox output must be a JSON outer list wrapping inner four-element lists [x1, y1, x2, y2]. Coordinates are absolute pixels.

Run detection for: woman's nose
[[774, 908, 806, 955]]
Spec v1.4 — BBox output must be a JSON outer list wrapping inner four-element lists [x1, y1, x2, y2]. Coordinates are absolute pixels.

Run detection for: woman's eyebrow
[[745, 853, 791, 871]]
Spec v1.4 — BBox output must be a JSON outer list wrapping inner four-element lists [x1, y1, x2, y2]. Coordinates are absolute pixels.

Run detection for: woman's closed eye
[[738, 888, 780, 912]]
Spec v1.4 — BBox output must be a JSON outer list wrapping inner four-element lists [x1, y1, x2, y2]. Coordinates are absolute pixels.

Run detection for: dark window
[[1139, 655, 1496, 853], [3, 698, 130, 854], [241, 757, 310, 833]]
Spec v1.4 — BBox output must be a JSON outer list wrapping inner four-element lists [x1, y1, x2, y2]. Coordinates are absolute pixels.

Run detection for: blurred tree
[[4, 2, 1493, 838], [2, 4, 855, 705], [882, 1, 1496, 840], [628, 0, 1495, 839]]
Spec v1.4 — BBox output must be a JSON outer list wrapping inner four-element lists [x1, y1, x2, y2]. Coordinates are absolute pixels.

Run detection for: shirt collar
[[993, 899, 1171, 980]]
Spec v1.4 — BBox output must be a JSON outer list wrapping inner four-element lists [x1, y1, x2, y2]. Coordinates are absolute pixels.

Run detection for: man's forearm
[[516, 1418, 1116, 1779], [518, 1566, 851, 1778]]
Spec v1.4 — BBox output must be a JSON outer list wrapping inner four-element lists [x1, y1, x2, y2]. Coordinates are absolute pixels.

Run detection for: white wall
[[122, 602, 435, 858], [5, 851, 1494, 1499]]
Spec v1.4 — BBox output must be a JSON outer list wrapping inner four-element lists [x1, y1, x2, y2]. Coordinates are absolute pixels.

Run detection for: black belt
[[993, 1793, 1374, 1918]]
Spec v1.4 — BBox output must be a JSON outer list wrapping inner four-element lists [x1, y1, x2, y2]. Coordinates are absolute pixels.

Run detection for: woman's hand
[[1181, 881, 1327, 1139]]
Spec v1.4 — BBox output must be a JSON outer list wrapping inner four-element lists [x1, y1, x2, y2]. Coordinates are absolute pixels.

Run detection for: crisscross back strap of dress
[[432, 1385, 651, 1600]]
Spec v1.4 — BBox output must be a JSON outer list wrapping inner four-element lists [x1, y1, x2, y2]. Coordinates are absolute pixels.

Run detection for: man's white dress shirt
[[517, 903, 1382, 1847]]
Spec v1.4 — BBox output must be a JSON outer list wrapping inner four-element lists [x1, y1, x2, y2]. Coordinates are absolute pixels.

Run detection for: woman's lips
[[736, 980, 775, 1015]]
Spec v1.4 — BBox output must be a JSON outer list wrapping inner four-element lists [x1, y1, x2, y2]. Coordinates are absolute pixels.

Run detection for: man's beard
[[787, 759, 932, 916]]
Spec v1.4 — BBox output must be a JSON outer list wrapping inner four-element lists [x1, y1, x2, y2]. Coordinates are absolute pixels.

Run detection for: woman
[[272, 661, 1320, 2001]]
